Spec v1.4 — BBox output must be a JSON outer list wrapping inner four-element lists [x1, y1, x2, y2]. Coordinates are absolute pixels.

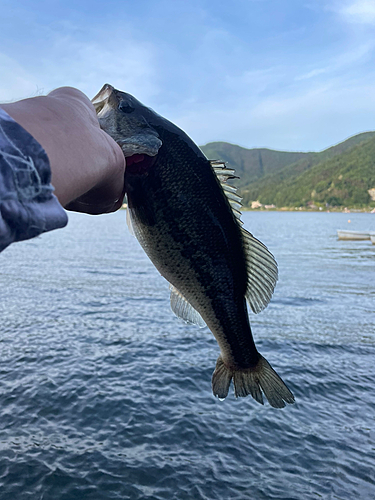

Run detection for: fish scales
[[92, 84, 295, 408]]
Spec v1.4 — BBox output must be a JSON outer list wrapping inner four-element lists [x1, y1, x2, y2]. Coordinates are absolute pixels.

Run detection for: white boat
[[370, 233, 375, 245], [337, 230, 371, 240]]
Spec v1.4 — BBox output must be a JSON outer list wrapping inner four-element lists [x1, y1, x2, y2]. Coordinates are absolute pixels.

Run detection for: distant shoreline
[[121, 203, 374, 214], [242, 207, 375, 213]]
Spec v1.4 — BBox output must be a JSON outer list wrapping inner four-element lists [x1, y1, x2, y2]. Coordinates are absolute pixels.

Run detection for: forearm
[[0, 107, 68, 252]]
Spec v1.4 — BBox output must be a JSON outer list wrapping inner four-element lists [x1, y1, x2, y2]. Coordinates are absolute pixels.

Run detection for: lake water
[[0, 210, 374, 500]]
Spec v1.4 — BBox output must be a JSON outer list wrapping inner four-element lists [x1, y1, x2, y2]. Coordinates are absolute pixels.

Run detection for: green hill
[[258, 134, 375, 208], [200, 142, 306, 187], [200, 132, 375, 208]]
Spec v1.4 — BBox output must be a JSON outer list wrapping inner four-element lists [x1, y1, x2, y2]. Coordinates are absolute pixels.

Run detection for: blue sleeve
[[0, 108, 68, 253]]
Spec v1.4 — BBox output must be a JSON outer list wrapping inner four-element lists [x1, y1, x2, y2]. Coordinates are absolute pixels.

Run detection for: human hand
[[1, 87, 126, 214]]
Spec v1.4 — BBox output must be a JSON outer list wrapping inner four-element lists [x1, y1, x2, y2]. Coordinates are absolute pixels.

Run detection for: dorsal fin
[[170, 285, 206, 327], [211, 161, 243, 222], [241, 228, 278, 313], [210, 160, 278, 313]]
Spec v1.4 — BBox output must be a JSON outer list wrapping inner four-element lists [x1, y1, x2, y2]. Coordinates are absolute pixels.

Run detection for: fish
[[92, 84, 295, 408]]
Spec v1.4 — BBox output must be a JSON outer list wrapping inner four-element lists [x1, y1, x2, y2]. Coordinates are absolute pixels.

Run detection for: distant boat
[[370, 233, 375, 245], [337, 230, 371, 240]]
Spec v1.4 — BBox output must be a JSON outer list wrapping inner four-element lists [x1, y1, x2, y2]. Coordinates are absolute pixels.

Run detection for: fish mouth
[[92, 83, 163, 157], [125, 153, 157, 176], [91, 83, 114, 114]]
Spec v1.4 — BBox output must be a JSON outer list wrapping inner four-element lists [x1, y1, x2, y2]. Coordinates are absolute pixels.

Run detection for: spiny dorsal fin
[[170, 285, 206, 327], [210, 160, 278, 313], [211, 161, 242, 222]]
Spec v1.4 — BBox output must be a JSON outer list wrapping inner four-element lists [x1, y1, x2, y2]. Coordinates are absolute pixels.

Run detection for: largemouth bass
[[92, 84, 295, 408]]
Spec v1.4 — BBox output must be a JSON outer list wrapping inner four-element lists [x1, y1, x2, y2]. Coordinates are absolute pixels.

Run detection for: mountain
[[257, 134, 375, 207], [200, 132, 375, 207], [200, 142, 306, 188]]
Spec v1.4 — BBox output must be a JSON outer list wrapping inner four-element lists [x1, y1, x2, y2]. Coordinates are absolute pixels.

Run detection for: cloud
[[175, 71, 375, 152], [0, 23, 160, 104], [295, 68, 329, 81], [171, 30, 375, 151], [42, 33, 159, 101], [295, 41, 375, 82], [332, 0, 375, 24]]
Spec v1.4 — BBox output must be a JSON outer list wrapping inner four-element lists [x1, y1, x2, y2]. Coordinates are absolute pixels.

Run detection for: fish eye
[[119, 102, 135, 114]]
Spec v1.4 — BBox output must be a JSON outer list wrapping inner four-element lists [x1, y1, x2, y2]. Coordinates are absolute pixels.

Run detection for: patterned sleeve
[[0, 108, 68, 253]]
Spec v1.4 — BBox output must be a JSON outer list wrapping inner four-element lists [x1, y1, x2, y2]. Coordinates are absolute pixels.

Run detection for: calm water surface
[[0, 211, 374, 499]]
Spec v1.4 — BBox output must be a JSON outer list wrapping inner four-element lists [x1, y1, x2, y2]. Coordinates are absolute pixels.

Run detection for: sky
[[1, 0, 375, 151]]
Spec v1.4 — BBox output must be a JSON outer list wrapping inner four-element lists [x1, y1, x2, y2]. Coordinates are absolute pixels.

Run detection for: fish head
[[92, 84, 162, 159]]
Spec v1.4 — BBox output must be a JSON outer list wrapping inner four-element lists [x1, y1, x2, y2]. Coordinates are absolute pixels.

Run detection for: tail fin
[[212, 355, 295, 408]]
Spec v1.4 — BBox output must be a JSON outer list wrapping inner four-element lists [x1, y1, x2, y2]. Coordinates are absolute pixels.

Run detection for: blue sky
[[1, 0, 375, 151]]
